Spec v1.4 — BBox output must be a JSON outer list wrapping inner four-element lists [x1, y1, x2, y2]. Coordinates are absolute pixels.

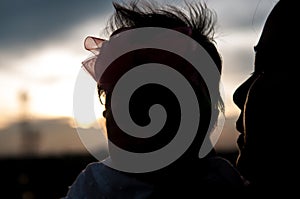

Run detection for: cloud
[[0, 0, 278, 72], [0, 0, 113, 49], [0, 0, 278, 48], [207, 0, 278, 31], [0, 0, 280, 130]]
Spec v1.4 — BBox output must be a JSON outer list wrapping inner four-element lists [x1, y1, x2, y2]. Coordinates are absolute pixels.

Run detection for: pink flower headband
[[81, 36, 106, 82]]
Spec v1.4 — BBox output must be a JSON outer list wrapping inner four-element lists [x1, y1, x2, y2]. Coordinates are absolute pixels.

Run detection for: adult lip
[[235, 114, 245, 148]]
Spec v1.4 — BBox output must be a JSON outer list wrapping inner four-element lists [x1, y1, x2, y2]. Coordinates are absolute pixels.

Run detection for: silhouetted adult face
[[233, 1, 298, 184]]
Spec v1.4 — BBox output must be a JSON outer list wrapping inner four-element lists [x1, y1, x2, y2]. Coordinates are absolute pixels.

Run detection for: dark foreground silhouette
[[0, 151, 237, 199]]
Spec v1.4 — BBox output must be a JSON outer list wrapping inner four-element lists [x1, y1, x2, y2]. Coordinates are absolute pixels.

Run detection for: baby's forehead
[[110, 27, 133, 37]]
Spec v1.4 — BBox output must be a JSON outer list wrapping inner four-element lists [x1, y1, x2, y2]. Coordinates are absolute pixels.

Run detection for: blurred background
[[0, 0, 277, 198]]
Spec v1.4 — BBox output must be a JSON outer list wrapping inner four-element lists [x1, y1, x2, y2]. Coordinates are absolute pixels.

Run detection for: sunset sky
[[0, 0, 277, 129]]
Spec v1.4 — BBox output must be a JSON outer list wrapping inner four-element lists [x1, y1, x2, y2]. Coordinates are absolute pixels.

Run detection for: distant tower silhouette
[[19, 91, 29, 119], [18, 90, 40, 156]]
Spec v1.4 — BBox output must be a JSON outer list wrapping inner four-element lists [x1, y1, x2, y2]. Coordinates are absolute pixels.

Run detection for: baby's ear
[[84, 36, 106, 55]]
